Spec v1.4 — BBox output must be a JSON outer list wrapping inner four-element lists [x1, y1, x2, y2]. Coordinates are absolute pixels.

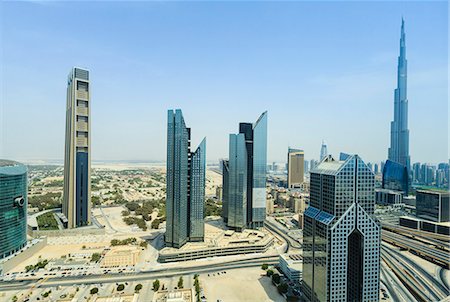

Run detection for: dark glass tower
[[166, 109, 206, 248], [388, 19, 410, 187]]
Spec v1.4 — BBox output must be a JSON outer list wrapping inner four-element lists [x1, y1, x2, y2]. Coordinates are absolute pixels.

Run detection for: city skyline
[[1, 1, 448, 165]]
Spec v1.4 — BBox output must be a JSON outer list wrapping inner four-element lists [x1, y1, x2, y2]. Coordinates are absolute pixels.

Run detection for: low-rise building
[[101, 246, 140, 268], [279, 253, 302, 283]]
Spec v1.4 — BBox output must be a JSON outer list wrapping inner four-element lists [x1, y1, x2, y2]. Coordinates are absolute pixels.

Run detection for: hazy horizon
[[1, 1, 448, 164]]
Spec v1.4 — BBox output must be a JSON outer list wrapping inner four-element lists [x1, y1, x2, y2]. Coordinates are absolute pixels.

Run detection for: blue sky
[[0, 1, 448, 164]]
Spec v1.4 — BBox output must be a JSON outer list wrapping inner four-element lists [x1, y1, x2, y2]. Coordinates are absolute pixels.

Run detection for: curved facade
[[0, 160, 28, 259]]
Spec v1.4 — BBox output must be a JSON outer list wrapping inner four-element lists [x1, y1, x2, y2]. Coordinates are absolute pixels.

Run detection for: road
[[382, 230, 449, 268], [381, 245, 447, 301], [264, 219, 301, 252], [0, 255, 278, 292]]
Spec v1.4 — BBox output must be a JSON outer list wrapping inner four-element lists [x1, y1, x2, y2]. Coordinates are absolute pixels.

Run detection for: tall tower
[[221, 160, 230, 223], [166, 109, 206, 248], [388, 19, 410, 181], [287, 148, 304, 188], [320, 140, 328, 161], [227, 134, 248, 231], [63, 67, 91, 229], [240, 111, 268, 229], [302, 154, 381, 302]]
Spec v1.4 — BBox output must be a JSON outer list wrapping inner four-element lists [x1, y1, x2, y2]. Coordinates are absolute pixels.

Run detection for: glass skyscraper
[[302, 154, 381, 302], [320, 140, 328, 161], [388, 19, 410, 189], [0, 160, 27, 259], [221, 160, 229, 223], [189, 138, 206, 241], [224, 111, 267, 230], [382, 159, 409, 193], [63, 67, 91, 228], [227, 134, 248, 231], [166, 109, 206, 248]]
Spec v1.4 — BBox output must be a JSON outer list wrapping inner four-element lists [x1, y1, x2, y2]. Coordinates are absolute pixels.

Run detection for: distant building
[[287, 148, 304, 188], [416, 190, 449, 223], [63, 67, 91, 228], [374, 163, 379, 175], [279, 254, 303, 283], [266, 195, 274, 215], [388, 19, 411, 188], [166, 109, 206, 248], [304, 160, 310, 174], [226, 112, 268, 230], [375, 189, 403, 208], [222, 160, 229, 223], [302, 154, 380, 302], [0, 160, 28, 259], [320, 140, 328, 161], [382, 160, 408, 194], [216, 186, 223, 202]]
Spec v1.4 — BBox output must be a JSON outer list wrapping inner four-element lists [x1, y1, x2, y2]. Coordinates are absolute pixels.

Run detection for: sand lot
[[201, 267, 284, 302]]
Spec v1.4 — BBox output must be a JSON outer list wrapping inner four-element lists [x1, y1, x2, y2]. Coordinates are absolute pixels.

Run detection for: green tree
[[117, 284, 125, 291], [266, 269, 274, 277], [177, 276, 184, 289], [12, 296, 17, 302], [272, 273, 281, 284], [151, 219, 160, 229], [91, 253, 101, 262], [121, 210, 130, 216], [277, 283, 288, 294], [90, 288, 99, 295], [261, 263, 269, 270], [140, 241, 148, 248], [134, 284, 143, 292], [152, 279, 160, 291]]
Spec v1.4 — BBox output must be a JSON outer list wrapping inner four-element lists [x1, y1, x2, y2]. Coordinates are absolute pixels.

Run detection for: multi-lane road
[[0, 255, 278, 292]]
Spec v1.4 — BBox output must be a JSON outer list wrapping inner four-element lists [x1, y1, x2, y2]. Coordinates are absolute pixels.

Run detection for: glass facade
[[302, 154, 380, 302], [189, 138, 206, 241], [416, 190, 450, 222], [251, 111, 267, 227], [0, 160, 28, 259], [166, 109, 189, 248], [227, 133, 247, 230], [382, 159, 408, 193], [221, 160, 229, 223]]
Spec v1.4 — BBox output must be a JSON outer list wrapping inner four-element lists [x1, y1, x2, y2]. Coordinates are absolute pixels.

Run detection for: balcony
[[77, 90, 89, 100]]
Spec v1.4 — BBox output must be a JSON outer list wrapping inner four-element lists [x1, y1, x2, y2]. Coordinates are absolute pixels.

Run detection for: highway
[[0, 255, 278, 292], [382, 223, 450, 243], [382, 230, 449, 268], [264, 219, 301, 252], [381, 245, 448, 301]]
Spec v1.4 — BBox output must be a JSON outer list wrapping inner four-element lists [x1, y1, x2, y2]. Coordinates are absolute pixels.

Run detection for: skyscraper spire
[[388, 19, 411, 190]]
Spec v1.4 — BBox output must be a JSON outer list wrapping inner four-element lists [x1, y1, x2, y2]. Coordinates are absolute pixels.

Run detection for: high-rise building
[[304, 160, 310, 174], [166, 109, 206, 248], [227, 134, 248, 231], [63, 67, 91, 228], [382, 160, 408, 194], [374, 163, 379, 175], [302, 154, 381, 302], [225, 112, 267, 230], [388, 19, 411, 186], [320, 140, 328, 161], [189, 138, 206, 242], [0, 160, 28, 259], [287, 148, 304, 188], [221, 160, 229, 223]]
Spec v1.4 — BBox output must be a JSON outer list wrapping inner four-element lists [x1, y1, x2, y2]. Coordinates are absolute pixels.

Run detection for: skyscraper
[[225, 111, 268, 230], [227, 134, 248, 231], [241, 112, 268, 229], [63, 67, 91, 228], [166, 109, 206, 248], [189, 138, 206, 242], [221, 160, 229, 223], [0, 160, 27, 259], [302, 154, 381, 302], [320, 140, 328, 161], [287, 148, 304, 188], [388, 19, 410, 182]]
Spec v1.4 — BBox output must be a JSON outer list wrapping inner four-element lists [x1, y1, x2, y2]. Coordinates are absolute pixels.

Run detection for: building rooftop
[[0, 159, 27, 175]]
